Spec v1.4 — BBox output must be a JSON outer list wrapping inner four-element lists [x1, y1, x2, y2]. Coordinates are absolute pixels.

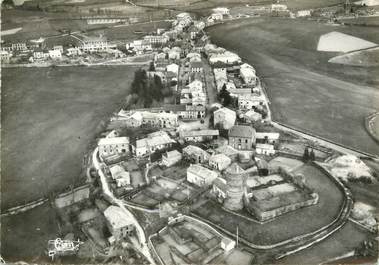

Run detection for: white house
[[190, 61, 203, 73], [187, 164, 218, 187], [208, 13, 224, 24], [66, 47, 82, 56], [240, 63, 257, 86], [221, 238, 236, 252], [271, 4, 288, 12], [244, 110, 262, 123], [209, 51, 241, 65], [53, 45, 64, 53], [109, 165, 131, 187], [214, 107, 236, 130], [180, 130, 219, 142], [166, 63, 179, 75], [48, 49, 62, 59], [209, 154, 232, 171], [255, 143, 276, 156], [0, 50, 12, 63], [98, 137, 130, 158], [256, 132, 280, 144], [183, 145, 210, 164], [135, 131, 175, 157], [238, 94, 266, 110], [162, 150, 182, 167], [297, 10, 311, 17], [212, 7, 230, 15], [104, 206, 135, 239], [81, 37, 111, 53], [168, 47, 181, 60], [143, 35, 169, 45]]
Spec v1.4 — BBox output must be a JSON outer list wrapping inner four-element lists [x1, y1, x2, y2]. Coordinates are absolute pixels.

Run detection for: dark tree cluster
[[302, 147, 316, 162], [218, 84, 237, 108], [125, 68, 172, 109]]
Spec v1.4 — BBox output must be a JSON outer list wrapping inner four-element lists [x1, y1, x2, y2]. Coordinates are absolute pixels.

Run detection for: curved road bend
[[92, 147, 156, 265]]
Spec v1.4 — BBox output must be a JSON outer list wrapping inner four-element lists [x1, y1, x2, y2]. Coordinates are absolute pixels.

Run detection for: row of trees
[[125, 68, 173, 109], [302, 147, 316, 162]]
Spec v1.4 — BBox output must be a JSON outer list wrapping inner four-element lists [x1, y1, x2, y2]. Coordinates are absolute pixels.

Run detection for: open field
[[340, 16, 379, 26], [193, 164, 344, 245], [277, 221, 376, 264], [207, 17, 379, 155], [1, 66, 137, 209], [1, 9, 171, 44], [1, 203, 58, 262], [135, 0, 346, 14]]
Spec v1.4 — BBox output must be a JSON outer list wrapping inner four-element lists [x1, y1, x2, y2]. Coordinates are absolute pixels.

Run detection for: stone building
[[228, 125, 256, 150]]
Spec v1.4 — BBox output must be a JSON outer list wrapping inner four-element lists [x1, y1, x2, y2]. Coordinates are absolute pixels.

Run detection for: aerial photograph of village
[[0, 0, 378, 264]]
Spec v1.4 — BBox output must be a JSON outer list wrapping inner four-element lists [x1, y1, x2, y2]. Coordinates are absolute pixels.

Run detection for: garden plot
[[130, 177, 196, 207], [268, 156, 304, 172]]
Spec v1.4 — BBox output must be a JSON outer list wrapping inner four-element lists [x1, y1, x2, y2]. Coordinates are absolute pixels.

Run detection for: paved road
[[92, 147, 156, 265]]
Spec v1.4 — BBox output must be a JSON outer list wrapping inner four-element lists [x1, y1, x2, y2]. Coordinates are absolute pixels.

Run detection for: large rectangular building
[[187, 164, 218, 187], [98, 137, 130, 158]]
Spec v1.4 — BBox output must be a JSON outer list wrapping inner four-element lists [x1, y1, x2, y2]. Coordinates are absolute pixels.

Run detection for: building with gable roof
[[228, 125, 256, 150], [214, 107, 236, 130]]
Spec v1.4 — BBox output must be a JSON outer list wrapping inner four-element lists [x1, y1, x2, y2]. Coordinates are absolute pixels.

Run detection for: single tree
[[309, 148, 316, 161], [149, 61, 155, 71], [303, 147, 310, 162]]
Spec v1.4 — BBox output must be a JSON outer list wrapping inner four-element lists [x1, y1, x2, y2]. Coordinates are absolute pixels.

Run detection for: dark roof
[[256, 159, 268, 169], [190, 61, 203, 68], [229, 125, 256, 138]]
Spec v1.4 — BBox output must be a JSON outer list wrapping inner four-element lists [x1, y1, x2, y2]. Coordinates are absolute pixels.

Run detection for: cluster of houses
[[90, 8, 322, 230], [1, 34, 125, 64]]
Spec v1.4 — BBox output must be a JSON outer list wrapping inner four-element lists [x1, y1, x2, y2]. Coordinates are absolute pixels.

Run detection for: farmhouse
[[180, 130, 219, 142], [213, 7, 230, 15], [98, 137, 130, 158], [109, 165, 130, 187], [183, 145, 210, 164], [0, 50, 12, 63], [48, 49, 62, 59], [135, 131, 176, 157], [228, 125, 256, 150], [256, 132, 280, 144], [190, 61, 203, 73], [209, 51, 241, 65], [162, 150, 182, 167], [209, 154, 232, 171], [80, 36, 111, 53], [244, 110, 262, 123], [143, 35, 169, 45], [256, 143, 276, 156], [240, 63, 257, 86], [187, 164, 218, 187], [213, 107, 236, 130], [238, 94, 266, 110], [104, 206, 135, 240], [166, 63, 179, 75]]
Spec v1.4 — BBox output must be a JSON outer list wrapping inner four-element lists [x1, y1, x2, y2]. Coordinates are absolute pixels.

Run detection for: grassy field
[[1, 66, 137, 209], [135, 0, 345, 14], [207, 17, 379, 155], [1, 203, 58, 263], [277, 221, 375, 264], [193, 164, 344, 245]]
